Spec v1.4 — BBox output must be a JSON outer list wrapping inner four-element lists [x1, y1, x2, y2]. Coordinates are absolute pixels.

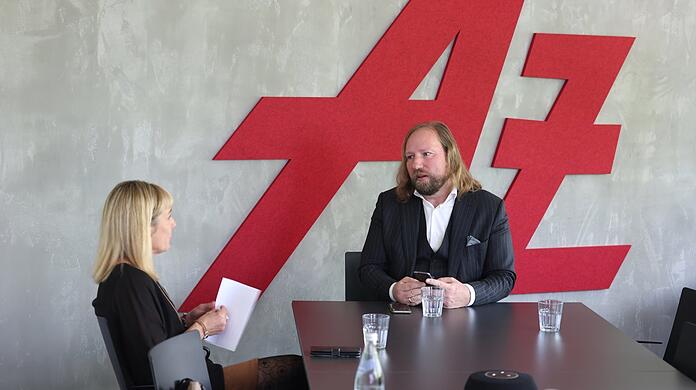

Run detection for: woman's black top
[[92, 264, 223, 389]]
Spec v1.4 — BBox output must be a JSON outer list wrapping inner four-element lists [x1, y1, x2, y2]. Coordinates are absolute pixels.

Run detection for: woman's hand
[[183, 301, 216, 326], [190, 305, 229, 339]]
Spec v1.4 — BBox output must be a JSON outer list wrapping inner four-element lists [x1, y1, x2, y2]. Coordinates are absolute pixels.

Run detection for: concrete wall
[[1, 0, 694, 388]]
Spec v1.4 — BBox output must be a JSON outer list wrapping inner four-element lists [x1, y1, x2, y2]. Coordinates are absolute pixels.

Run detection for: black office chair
[[148, 330, 212, 390], [664, 287, 696, 378], [672, 321, 696, 381], [96, 316, 129, 390], [345, 251, 376, 301]]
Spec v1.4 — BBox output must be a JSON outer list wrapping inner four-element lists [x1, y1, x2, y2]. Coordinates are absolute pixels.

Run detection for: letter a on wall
[[182, 0, 633, 310]]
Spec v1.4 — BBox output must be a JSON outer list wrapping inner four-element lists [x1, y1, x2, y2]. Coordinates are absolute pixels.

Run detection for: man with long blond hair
[[359, 121, 515, 308]]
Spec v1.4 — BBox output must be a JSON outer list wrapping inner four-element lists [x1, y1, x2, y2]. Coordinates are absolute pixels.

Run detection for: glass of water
[[538, 299, 563, 332], [421, 286, 444, 318], [362, 313, 390, 349]]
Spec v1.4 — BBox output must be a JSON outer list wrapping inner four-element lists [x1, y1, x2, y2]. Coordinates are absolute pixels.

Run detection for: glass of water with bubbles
[[421, 286, 444, 318], [538, 299, 563, 332]]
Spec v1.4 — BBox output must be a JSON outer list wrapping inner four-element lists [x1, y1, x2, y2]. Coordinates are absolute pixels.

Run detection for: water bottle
[[354, 331, 384, 390]]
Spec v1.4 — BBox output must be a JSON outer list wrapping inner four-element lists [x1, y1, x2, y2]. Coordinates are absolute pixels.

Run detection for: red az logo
[[182, 0, 634, 309]]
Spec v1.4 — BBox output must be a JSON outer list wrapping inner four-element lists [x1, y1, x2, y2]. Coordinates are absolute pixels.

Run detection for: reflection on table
[[292, 301, 696, 390]]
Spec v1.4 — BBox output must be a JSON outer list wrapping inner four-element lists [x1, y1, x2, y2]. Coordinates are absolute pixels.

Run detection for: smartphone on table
[[389, 302, 412, 314]]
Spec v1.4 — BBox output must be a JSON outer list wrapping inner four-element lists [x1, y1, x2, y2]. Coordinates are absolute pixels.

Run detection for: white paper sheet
[[205, 278, 261, 351]]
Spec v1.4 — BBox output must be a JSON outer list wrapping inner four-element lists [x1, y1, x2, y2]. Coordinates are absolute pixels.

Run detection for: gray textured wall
[[1, 0, 695, 388]]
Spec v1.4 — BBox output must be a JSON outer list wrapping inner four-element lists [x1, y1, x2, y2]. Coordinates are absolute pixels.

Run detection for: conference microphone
[[464, 370, 537, 390]]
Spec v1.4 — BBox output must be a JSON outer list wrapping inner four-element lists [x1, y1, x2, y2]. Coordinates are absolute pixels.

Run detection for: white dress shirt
[[389, 188, 476, 305]]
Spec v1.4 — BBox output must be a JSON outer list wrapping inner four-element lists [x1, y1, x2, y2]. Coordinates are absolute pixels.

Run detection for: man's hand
[[426, 277, 471, 308], [393, 276, 426, 306]]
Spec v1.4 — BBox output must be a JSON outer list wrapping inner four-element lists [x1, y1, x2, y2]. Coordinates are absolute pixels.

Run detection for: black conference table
[[292, 301, 696, 389]]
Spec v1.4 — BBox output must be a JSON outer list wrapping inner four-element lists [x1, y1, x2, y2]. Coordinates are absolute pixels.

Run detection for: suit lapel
[[448, 191, 477, 275], [400, 196, 421, 275]]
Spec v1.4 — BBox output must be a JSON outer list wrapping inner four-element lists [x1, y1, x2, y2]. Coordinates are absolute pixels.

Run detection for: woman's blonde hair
[[92, 180, 173, 283], [396, 121, 481, 202]]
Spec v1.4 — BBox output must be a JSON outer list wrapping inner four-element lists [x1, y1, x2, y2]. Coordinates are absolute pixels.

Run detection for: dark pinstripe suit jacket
[[358, 188, 516, 305]]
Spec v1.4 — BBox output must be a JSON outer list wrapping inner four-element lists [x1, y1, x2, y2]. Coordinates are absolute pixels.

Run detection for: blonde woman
[[92, 180, 307, 390]]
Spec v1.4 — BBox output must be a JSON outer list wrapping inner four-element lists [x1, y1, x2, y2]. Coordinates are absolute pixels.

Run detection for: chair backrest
[[672, 321, 696, 381], [96, 316, 128, 390], [664, 287, 696, 365], [345, 251, 375, 301], [148, 331, 211, 390]]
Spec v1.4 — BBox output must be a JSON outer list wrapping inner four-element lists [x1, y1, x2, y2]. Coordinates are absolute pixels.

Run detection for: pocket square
[[466, 235, 481, 247]]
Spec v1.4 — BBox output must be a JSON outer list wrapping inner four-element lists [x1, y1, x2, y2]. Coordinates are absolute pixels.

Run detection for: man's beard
[[410, 170, 447, 196]]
